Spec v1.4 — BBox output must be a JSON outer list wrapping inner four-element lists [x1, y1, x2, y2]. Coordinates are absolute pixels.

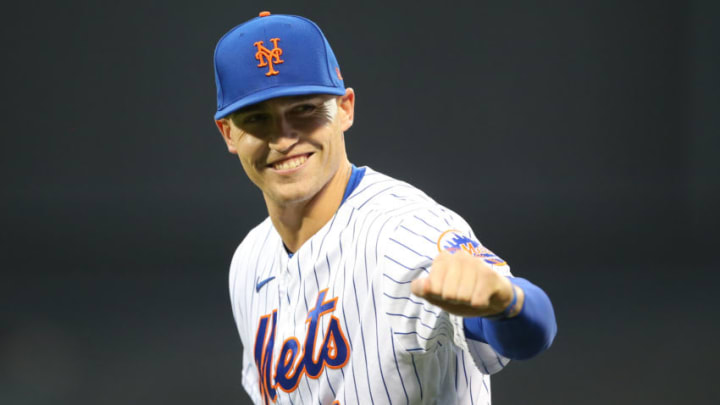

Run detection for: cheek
[[234, 136, 266, 171], [326, 132, 345, 164]]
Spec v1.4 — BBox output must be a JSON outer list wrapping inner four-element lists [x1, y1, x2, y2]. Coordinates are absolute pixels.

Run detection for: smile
[[269, 153, 313, 172]]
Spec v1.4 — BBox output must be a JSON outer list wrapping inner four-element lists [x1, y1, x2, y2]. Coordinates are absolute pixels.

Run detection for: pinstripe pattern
[[229, 167, 507, 404]]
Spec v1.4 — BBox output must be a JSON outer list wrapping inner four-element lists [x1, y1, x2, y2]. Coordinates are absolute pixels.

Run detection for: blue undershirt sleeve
[[463, 277, 557, 360]]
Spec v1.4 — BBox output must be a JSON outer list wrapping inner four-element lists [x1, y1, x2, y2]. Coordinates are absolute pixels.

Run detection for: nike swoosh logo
[[256, 276, 276, 292]]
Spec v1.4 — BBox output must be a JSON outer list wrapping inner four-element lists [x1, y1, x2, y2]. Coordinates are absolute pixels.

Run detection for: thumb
[[410, 277, 427, 297]]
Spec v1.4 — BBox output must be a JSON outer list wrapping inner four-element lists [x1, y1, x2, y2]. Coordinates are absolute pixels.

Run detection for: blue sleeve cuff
[[463, 277, 557, 360]]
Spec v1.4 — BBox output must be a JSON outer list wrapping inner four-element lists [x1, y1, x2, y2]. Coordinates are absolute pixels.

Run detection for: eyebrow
[[234, 95, 328, 115]]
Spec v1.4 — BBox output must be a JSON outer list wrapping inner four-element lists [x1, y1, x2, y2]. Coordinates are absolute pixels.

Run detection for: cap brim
[[214, 85, 346, 120]]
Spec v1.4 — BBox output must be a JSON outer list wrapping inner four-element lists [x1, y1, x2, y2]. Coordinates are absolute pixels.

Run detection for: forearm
[[463, 277, 557, 360]]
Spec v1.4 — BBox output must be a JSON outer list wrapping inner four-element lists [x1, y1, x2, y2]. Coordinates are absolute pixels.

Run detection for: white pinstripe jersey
[[229, 167, 512, 405]]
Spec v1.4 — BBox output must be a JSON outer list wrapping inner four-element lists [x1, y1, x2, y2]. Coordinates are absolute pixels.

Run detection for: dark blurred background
[[2, 1, 718, 404]]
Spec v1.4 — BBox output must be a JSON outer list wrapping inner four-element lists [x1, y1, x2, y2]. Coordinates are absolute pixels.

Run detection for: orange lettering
[[254, 38, 284, 76]]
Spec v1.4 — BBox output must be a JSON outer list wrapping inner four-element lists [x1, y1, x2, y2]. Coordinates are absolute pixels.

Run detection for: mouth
[[267, 153, 313, 172]]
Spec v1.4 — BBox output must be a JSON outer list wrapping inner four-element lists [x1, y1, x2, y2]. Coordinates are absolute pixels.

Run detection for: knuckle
[[434, 267, 447, 279], [456, 293, 472, 304], [471, 293, 490, 308], [441, 290, 457, 302], [457, 253, 475, 267], [428, 280, 443, 296], [429, 262, 446, 275], [434, 251, 451, 263]]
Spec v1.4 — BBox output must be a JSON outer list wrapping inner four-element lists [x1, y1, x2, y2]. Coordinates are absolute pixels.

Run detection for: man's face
[[216, 89, 355, 207]]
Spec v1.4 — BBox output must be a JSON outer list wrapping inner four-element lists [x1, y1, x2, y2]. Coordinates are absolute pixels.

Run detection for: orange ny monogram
[[254, 38, 284, 76]]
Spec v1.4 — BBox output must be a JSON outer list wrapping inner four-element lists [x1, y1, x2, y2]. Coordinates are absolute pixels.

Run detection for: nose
[[267, 116, 299, 152]]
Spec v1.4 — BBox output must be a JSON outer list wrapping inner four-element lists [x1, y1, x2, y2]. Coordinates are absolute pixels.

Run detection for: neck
[[265, 160, 352, 253]]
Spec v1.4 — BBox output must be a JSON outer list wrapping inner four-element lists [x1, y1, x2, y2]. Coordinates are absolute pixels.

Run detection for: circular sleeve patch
[[437, 229, 507, 266]]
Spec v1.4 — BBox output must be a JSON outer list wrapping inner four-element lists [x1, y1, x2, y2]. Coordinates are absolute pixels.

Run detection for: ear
[[215, 118, 238, 154], [337, 88, 355, 132]]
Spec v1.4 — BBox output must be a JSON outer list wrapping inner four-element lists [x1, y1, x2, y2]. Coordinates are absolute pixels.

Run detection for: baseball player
[[213, 12, 557, 405]]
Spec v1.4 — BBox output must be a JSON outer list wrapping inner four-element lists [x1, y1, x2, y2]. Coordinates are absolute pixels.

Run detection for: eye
[[243, 113, 270, 124], [291, 104, 317, 114]]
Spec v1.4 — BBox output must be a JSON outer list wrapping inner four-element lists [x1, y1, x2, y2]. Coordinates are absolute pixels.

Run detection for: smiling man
[[214, 12, 557, 405], [218, 92, 355, 253]]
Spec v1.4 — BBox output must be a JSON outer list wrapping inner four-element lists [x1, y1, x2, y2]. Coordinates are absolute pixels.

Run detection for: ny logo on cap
[[254, 38, 284, 76]]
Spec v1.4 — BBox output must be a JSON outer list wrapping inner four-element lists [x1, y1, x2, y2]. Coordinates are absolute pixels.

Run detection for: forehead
[[233, 94, 334, 115]]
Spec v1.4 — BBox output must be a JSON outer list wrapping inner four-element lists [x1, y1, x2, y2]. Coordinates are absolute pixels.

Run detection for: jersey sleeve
[[240, 348, 263, 405], [229, 241, 263, 403], [229, 242, 250, 347], [378, 206, 511, 375]]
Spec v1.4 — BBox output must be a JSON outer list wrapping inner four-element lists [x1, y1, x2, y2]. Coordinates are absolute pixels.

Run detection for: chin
[[270, 184, 318, 206]]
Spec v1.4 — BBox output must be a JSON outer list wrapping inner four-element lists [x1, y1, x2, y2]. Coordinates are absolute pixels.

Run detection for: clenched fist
[[410, 249, 524, 318]]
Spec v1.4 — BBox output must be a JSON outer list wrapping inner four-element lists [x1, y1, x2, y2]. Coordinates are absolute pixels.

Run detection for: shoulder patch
[[437, 229, 507, 266]]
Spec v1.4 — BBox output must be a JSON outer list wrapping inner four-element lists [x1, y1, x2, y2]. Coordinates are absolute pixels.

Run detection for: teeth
[[273, 155, 308, 170]]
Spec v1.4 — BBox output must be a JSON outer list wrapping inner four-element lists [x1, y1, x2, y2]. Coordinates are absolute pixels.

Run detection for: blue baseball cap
[[213, 11, 346, 120]]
